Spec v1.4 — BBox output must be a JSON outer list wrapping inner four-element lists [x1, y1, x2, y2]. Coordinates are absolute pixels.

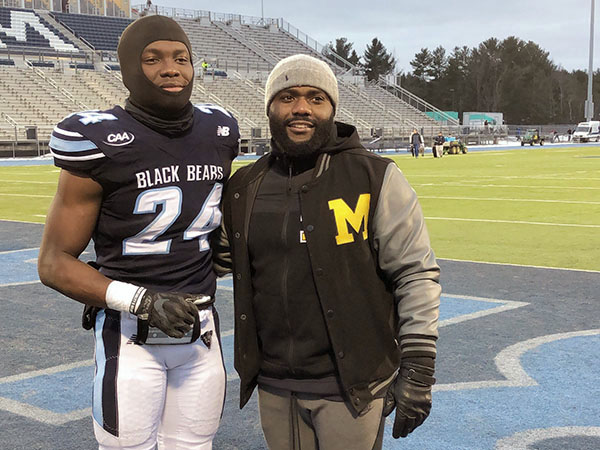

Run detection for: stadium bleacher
[[0, 6, 450, 148], [30, 60, 55, 68], [69, 62, 95, 70], [0, 7, 79, 53], [50, 12, 132, 51]]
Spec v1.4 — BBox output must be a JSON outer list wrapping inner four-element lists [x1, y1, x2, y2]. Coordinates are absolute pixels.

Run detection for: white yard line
[[0, 218, 45, 224], [434, 329, 600, 392], [0, 193, 53, 198], [425, 216, 599, 228], [0, 398, 90, 426], [438, 257, 600, 273], [0, 281, 41, 287], [409, 173, 599, 181], [0, 247, 38, 255], [413, 182, 600, 190], [420, 195, 600, 205], [496, 427, 600, 450], [438, 296, 529, 328], [0, 179, 57, 184], [0, 360, 93, 384]]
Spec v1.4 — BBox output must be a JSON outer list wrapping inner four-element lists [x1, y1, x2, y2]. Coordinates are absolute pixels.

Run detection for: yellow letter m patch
[[328, 194, 371, 245]]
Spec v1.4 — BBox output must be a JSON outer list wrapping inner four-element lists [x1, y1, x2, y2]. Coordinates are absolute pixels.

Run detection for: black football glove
[[134, 291, 199, 338], [383, 357, 436, 438]]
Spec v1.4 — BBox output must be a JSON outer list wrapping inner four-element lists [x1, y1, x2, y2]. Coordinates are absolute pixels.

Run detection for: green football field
[[2, 146, 599, 271]]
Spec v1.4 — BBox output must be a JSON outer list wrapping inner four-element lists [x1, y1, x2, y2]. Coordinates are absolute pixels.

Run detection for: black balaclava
[[118, 15, 194, 136]]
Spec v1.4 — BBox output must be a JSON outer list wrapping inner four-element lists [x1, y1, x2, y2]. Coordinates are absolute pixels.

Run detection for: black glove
[[383, 357, 436, 438], [134, 291, 199, 338]]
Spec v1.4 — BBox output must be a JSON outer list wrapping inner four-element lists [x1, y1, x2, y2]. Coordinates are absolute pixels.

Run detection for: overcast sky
[[148, 0, 598, 73]]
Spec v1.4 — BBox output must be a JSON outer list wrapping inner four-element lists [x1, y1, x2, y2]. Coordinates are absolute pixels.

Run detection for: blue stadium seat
[[0, 7, 79, 54], [50, 12, 132, 51]]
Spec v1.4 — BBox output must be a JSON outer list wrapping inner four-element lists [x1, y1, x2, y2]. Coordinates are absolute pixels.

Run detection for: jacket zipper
[[281, 163, 295, 375]]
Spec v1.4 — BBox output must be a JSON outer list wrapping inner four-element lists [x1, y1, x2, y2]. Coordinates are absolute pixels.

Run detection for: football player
[[38, 15, 238, 449]]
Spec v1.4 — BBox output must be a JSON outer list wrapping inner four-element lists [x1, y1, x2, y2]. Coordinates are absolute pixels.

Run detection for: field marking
[[434, 329, 600, 392], [0, 247, 39, 255], [425, 216, 600, 228], [420, 195, 600, 205], [0, 218, 44, 224], [0, 360, 93, 384], [413, 182, 600, 190], [0, 280, 41, 287], [0, 179, 57, 184], [0, 193, 54, 198], [438, 257, 600, 273], [410, 173, 600, 181], [438, 295, 528, 327], [496, 427, 600, 450], [0, 397, 90, 426]]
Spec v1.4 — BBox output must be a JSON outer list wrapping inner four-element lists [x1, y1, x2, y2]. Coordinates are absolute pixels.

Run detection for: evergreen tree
[[429, 46, 448, 80], [404, 35, 594, 124], [410, 48, 433, 80], [363, 38, 396, 81], [324, 37, 360, 67]]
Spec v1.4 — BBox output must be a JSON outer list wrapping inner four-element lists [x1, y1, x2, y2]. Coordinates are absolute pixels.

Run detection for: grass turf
[[1, 146, 598, 271]]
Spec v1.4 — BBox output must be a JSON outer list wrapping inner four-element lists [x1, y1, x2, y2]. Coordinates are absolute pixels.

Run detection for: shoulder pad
[[50, 109, 121, 167], [194, 103, 234, 119], [55, 109, 120, 134]]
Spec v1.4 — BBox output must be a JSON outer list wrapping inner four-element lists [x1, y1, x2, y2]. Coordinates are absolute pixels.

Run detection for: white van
[[572, 121, 600, 142]]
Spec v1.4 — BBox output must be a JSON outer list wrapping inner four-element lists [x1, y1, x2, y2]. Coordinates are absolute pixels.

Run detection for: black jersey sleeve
[[49, 111, 114, 175]]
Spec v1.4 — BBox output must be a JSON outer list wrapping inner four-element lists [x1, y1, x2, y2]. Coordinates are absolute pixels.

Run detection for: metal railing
[[0, 124, 51, 157], [277, 19, 355, 75], [373, 78, 459, 126], [25, 60, 88, 110], [135, 4, 278, 26], [1, 111, 17, 127], [211, 20, 278, 66]]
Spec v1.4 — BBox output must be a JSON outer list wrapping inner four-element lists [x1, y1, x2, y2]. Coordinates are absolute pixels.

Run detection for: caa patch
[[102, 131, 135, 146]]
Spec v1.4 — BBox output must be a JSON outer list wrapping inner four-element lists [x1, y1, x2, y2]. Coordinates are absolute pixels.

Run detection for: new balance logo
[[103, 131, 135, 146], [217, 126, 230, 137]]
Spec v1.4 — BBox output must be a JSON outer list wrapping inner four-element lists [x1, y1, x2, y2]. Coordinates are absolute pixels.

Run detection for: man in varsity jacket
[[213, 54, 441, 450]]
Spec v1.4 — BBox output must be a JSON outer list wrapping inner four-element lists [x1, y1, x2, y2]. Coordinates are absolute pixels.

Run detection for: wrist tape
[[105, 280, 147, 314]]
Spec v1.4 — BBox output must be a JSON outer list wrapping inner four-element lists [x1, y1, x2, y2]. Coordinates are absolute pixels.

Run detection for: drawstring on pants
[[289, 392, 301, 450]]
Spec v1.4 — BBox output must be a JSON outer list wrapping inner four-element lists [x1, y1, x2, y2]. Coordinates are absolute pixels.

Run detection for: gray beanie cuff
[[265, 54, 339, 114]]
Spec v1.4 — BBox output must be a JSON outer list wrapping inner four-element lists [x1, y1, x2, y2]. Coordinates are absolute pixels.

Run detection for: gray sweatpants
[[258, 386, 386, 450]]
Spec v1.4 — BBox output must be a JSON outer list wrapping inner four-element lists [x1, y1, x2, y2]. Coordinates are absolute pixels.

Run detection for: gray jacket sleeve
[[372, 163, 441, 359]]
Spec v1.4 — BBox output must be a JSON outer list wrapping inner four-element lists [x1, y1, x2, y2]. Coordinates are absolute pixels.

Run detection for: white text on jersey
[[136, 166, 180, 189], [135, 165, 224, 189], [187, 165, 224, 182]]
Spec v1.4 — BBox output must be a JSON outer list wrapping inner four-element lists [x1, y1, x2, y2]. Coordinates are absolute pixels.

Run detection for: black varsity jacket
[[213, 122, 441, 414]]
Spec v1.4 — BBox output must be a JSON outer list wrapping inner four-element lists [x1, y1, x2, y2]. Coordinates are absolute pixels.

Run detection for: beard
[[269, 113, 334, 158]]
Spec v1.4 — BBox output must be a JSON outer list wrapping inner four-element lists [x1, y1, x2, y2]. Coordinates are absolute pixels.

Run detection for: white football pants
[[92, 307, 226, 450]]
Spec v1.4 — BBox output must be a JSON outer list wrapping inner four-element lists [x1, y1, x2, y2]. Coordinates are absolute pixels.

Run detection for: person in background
[[433, 131, 445, 158], [213, 54, 440, 450], [38, 15, 239, 449], [410, 128, 423, 158]]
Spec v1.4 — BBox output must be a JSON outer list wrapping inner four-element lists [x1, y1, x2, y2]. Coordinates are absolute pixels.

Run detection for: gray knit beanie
[[265, 54, 339, 114]]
